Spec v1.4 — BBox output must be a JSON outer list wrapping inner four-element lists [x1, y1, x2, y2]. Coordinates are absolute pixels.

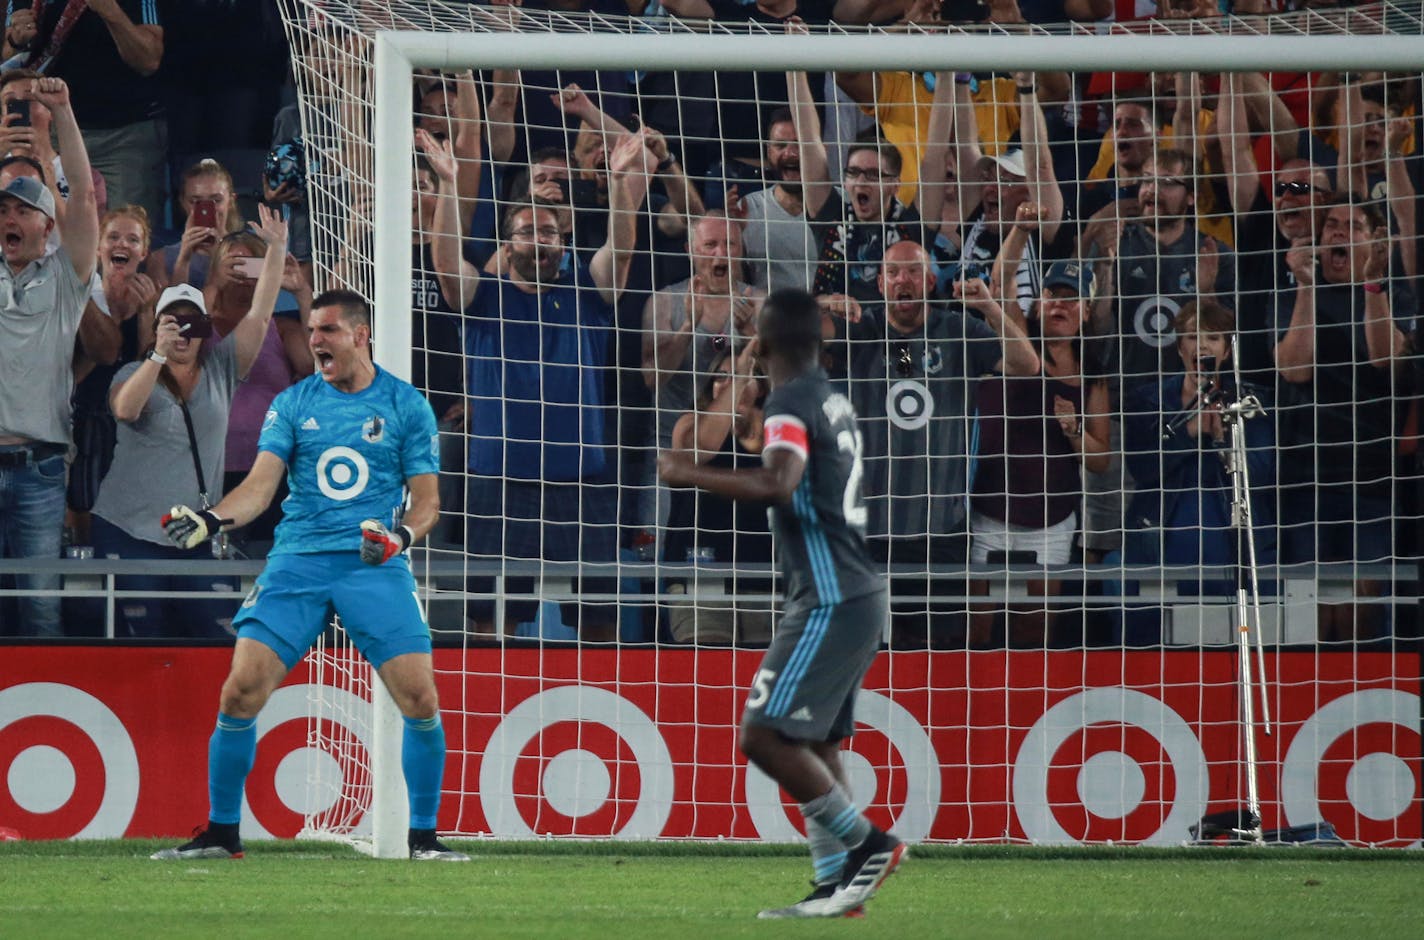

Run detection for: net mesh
[[279, 0, 1422, 847]]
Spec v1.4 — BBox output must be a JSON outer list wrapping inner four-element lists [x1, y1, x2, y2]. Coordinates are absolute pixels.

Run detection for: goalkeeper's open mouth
[[315, 349, 336, 375]]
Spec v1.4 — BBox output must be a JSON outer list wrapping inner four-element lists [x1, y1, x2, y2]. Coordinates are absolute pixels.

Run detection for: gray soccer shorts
[[742, 590, 886, 743]]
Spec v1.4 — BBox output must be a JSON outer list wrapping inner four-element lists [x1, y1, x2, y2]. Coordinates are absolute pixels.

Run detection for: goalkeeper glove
[[162, 505, 228, 550], [360, 520, 413, 565]]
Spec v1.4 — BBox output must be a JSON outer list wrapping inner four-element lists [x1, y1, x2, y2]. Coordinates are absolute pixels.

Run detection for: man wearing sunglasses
[[1219, 72, 1334, 383]]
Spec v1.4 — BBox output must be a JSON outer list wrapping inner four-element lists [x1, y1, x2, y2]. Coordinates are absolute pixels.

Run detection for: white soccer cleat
[[757, 882, 865, 919], [822, 831, 907, 915]]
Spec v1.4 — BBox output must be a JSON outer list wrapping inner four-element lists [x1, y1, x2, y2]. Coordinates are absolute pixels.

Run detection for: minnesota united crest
[[362, 415, 385, 443]]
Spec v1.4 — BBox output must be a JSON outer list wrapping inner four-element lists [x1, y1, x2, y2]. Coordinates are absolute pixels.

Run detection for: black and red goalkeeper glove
[[162, 505, 228, 550], [359, 520, 413, 565]]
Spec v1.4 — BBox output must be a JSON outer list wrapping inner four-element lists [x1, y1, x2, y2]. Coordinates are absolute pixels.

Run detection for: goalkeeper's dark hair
[[759, 289, 823, 366], [314, 289, 372, 330]]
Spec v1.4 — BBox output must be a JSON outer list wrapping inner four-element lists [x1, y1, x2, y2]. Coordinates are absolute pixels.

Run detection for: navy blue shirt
[[464, 264, 613, 481]]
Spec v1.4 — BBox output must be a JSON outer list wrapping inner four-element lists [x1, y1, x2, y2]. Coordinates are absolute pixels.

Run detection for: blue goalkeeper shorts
[[232, 551, 431, 669]]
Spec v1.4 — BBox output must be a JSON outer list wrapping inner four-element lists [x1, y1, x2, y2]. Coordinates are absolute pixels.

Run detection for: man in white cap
[[0, 76, 99, 637]]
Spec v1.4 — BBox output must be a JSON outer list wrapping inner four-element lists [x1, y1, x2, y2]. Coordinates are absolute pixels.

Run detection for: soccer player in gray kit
[[658, 288, 905, 919]]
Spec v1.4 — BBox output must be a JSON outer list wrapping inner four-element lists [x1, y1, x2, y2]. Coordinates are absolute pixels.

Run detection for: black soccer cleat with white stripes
[[823, 829, 907, 915], [408, 828, 470, 861], [150, 824, 244, 861]]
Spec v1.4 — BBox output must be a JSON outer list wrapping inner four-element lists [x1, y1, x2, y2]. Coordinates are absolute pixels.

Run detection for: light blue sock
[[805, 817, 847, 885], [801, 785, 873, 850], [402, 714, 446, 830], [208, 713, 257, 826]]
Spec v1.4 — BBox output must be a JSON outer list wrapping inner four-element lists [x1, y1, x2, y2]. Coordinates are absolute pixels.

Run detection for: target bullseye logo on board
[[315, 446, 370, 501], [0, 683, 139, 838], [480, 686, 674, 838], [1013, 688, 1207, 845], [1280, 689, 1421, 848], [744, 691, 940, 843], [242, 685, 374, 840]]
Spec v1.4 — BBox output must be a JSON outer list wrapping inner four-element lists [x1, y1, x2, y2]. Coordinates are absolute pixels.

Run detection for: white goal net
[[277, 0, 1423, 856]]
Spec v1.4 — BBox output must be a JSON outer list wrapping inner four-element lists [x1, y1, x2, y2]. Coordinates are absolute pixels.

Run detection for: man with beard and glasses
[[428, 131, 656, 642], [822, 240, 1038, 648], [734, 108, 820, 295]]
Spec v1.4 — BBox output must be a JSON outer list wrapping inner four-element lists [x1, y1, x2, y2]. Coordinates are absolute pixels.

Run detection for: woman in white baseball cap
[[85, 206, 290, 638]]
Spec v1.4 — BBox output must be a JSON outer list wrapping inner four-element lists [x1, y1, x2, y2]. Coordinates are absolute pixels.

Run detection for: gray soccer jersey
[[1115, 222, 1235, 390], [841, 306, 1002, 537], [761, 368, 883, 615]]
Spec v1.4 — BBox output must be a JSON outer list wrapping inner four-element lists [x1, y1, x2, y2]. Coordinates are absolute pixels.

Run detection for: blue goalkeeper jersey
[[259, 366, 439, 556]]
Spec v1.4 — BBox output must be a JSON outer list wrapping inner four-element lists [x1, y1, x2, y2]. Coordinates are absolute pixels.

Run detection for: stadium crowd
[[0, 0, 1418, 648]]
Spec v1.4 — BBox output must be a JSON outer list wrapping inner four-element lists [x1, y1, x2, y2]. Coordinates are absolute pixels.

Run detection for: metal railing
[[0, 556, 1415, 645]]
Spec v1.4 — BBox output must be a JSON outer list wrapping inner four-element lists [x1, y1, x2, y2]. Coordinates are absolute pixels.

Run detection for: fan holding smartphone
[[147, 158, 244, 292], [0, 71, 60, 185], [88, 205, 292, 638]]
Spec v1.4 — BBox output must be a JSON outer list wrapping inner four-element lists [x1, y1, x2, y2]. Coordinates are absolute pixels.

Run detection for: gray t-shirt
[[741, 187, 816, 294], [93, 338, 241, 545], [648, 282, 742, 450], [842, 305, 1001, 538], [0, 246, 91, 445]]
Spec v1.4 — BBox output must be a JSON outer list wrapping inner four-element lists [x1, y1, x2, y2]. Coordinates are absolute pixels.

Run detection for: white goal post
[[280, 0, 1424, 859]]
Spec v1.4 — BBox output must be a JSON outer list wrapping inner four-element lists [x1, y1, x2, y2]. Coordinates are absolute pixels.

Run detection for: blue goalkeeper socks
[[402, 714, 446, 830], [208, 713, 257, 826]]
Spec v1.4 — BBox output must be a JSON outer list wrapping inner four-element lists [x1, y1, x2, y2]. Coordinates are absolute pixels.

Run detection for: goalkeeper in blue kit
[[152, 290, 466, 862]]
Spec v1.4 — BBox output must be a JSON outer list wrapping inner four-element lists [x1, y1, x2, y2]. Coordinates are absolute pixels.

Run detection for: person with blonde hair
[[145, 158, 246, 291]]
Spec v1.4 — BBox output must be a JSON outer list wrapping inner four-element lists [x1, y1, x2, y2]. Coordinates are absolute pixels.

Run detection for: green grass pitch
[[2, 840, 1421, 939]]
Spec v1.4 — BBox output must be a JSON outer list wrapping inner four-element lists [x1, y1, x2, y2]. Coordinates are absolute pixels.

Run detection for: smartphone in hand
[[190, 198, 218, 229], [232, 256, 264, 280], [5, 99, 31, 128]]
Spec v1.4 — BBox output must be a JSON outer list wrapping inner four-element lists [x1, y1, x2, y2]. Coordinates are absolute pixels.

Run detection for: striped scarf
[[24, 0, 91, 74]]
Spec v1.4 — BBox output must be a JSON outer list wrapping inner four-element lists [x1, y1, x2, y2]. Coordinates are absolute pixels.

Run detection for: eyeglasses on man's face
[[508, 225, 563, 242], [844, 166, 896, 183]]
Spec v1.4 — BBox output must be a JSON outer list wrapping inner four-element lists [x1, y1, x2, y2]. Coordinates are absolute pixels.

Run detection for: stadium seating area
[[0, 0, 1418, 647]]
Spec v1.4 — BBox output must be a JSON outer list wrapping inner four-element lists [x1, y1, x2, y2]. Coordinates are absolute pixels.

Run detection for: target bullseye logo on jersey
[[1013, 688, 1206, 845], [887, 379, 934, 431], [316, 446, 369, 501], [0, 683, 139, 838], [1133, 295, 1181, 349]]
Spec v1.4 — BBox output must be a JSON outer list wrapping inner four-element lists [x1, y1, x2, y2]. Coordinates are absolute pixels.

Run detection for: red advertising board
[[0, 647, 1418, 846]]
